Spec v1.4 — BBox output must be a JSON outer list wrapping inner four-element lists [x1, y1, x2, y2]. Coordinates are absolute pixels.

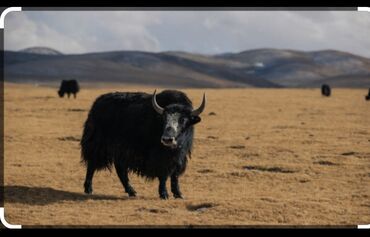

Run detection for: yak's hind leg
[[158, 176, 169, 200], [114, 160, 137, 197], [84, 162, 96, 194], [170, 174, 183, 199]]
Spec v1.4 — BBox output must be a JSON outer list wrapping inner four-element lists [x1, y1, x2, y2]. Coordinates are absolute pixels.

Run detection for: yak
[[365, 88, 370, 101], [58, 79, 80, 98], [321, 84, 331, 97], [80, 90, 206, 199]]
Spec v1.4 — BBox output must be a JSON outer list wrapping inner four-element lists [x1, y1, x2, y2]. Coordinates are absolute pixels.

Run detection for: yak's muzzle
[[161, 136, 177, 148]]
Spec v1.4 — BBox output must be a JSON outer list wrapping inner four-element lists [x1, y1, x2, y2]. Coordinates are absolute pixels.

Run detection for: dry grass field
[[3, 83, 370, 226]]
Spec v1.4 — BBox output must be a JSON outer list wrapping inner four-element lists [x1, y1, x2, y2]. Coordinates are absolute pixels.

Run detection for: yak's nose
[[161, 136, 177, 147]]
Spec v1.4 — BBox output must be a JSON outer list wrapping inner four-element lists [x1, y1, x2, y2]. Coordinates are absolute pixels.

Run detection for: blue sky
[[4, 10, 370, 57]]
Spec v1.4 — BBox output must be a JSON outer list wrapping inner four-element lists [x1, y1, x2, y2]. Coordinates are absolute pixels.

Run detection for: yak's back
[[91, 90, 192, 110], [59, 79, 79, 92]]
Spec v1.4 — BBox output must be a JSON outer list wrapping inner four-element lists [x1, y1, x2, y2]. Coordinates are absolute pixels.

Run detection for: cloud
[[5, 12, 86, 53], [5, 11, 161, 53], [4, 10, 370, 57], [194, 11, 370, 56]]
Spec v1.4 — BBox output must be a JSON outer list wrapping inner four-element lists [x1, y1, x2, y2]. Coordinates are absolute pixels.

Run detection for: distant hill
[[20, 47, 63, 55], [4, 48, 370, 88]]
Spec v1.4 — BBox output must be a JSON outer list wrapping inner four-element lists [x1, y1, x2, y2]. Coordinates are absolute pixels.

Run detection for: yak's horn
[[152, 90, 164, 115], [191, 93, 206, 116]]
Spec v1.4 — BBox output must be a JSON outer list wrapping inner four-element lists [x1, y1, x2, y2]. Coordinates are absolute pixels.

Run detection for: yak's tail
[[80, 119, 114, 171]]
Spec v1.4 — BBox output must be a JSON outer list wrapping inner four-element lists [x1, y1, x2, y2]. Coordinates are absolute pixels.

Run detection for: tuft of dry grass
[[3, 83, 370, 226]]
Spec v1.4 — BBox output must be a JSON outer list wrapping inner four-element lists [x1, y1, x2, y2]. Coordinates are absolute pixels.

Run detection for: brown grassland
[[3, 83, 370, 226]]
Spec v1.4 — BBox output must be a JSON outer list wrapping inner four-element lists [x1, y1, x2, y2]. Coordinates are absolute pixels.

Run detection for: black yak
[[58, 79, 80, 98], [321, 84, 331, 97], [365, 88, 370, 101], [80, 90, 206, 199]]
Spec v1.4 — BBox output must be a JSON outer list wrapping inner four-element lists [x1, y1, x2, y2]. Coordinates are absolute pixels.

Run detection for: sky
[[4, 10, 370, 57]]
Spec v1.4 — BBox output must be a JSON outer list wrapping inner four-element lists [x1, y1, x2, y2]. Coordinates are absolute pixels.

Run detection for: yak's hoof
[[84, 181, 93, 194], [84, 186, 93, 194], [128, 191, 137, 197], [160, 192, 169, 200], [173, 193, 183, 199]]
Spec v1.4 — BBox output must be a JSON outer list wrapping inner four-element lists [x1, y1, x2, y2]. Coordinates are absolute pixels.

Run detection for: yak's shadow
[[3, 185, 125, 206]]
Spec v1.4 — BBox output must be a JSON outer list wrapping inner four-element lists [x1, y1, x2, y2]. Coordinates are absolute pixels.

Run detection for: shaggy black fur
[[81, 90, 203, 199], [365, 88, 370, 101], [321, 84, 331, 97], [58, 80, 80, 98]]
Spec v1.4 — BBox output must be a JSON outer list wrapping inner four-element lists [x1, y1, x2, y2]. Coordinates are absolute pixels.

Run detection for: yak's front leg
[[171, 174, 183, 199], [114, 160, 137, 197], [158, 176, 169, 200]]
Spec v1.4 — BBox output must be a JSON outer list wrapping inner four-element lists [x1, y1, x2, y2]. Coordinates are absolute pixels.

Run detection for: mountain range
[[4, 47, 370, 88]]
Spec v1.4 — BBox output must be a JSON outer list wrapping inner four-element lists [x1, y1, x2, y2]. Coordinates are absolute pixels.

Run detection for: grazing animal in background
[[80, 90, 206, 199], [58, 79, 80, 98], [365, 88, 370, 101], [321, 84, 331, 97]]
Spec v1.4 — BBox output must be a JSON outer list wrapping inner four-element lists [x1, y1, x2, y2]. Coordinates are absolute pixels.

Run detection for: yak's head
[[58, 90, 64, 98], [152, 90, 206, 149]]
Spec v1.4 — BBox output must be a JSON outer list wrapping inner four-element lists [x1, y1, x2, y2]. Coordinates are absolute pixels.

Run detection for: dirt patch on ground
[[243, 165, 296, 174], [186, 203, 216, 212], [314, 161, 339, 166], [58, 136, 81, 142]]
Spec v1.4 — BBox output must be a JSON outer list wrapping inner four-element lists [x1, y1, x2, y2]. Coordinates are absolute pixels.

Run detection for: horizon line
[[6, 46, 370, 59]]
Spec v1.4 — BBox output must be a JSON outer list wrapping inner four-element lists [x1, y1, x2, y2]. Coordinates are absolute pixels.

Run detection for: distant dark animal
[[365, 88, 370, 101], [58, 79, 80, 98], [321, 84, 331, 97], [80, 90, 206, 199]]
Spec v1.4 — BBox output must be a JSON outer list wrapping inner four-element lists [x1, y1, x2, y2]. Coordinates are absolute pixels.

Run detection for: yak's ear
[[190, 115, 201, 125]]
